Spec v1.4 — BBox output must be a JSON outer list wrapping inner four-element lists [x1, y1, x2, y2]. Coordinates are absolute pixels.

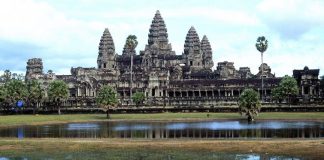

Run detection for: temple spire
[[201, 35, 214, 69], [184, 26, 201, 55], [97, 28, 116, 69], [148, 10, 168, 46]]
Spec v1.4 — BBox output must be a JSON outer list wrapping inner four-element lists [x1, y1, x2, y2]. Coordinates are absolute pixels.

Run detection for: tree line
[[0, 69, 146, 117], [0, 72, 69, 115]]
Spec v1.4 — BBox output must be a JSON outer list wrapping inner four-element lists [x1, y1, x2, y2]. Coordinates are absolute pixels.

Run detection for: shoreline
[[0, 138, 323, 159]]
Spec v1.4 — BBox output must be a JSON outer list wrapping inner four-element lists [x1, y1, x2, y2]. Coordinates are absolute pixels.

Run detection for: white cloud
[[0, 0, 323, 77], [257, 0, 324, 39]]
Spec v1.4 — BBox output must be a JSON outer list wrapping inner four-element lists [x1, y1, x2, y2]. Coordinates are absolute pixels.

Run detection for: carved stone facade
[[293, 66, 321, 102], [25, 10, 321, 107]]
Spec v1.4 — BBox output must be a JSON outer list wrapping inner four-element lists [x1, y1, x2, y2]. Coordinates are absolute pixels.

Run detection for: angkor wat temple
[[25, 10, 321, 107]]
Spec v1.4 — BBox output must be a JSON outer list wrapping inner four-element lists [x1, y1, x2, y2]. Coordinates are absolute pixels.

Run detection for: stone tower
[[144, 10, 174, 55], [97, 28, 116, 70], [201, 35, 214, 69], [26, 58, 43, 80], [148, 10, 168, 46], [141, 10, 175, 71], [183, 26, 203, 70]]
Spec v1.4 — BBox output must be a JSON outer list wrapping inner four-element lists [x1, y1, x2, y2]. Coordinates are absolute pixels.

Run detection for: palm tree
[[126, 35, 138, 101], [96, 85, 118, 119], [48, 80, 69, 115], [238, 89, 261, 122], [26, 80, 44, 114], [255, 36, 268, 102], [5, 79, 28, 109]]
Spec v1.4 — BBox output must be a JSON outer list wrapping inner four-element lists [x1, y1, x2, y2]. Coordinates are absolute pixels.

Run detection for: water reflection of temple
[[0, 121, 322, 139]]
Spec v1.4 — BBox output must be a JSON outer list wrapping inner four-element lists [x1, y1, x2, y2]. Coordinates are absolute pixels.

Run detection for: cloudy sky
[[0, 0, 323, 77]]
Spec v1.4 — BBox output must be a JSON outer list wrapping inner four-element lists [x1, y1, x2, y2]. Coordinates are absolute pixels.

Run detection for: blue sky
[[0, 0, 323, 77]]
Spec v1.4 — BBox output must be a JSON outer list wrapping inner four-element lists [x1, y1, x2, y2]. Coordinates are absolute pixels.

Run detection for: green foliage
[[96, 85, 118, 109], [255, 36, 268, 53], [238, 88, 261, 122], [27, 80, 44, 104], [0, 85, 8, 106], [271, 87, 284, 103], [48, 80, 69, 102], [126, 35, 138, 50], [272, 75, 299, 103], [96, 85, 118, 119], [132, 92, 145, 107], [0, 70, 11, 83], [27, 80, 44, 113], [5, 79, 28, 106], [48, 80, 69, 114]]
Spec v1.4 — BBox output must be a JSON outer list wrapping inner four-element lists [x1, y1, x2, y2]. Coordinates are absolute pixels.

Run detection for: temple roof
[[293, 67, 320, 78], [184, 26, 201, 55], [201, 35, 212, 58], [98, 28, 115, 56], [148, 10, 168, 46]]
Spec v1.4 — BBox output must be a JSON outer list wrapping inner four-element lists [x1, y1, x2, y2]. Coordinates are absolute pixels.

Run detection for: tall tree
[[48, 80, 69, 115], [126, 35, 138, 100], [0, 85, 8, 109], [1, 70, 11, 83], [96, 85, 118, 119], [26, 80, 44, 114], [238, 88, 261, 122], [255, 36, 268, 102], [272, 75, 299, 104], [5, 79, 28, 108], [132, 92, 145, 107]]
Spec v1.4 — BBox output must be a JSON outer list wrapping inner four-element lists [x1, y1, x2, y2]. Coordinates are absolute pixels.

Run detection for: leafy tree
[[1, 70, 11, 83], [271, 87, 284, 103], [132, 92, 145, 107], [0, 85, 8, 109], [26, 80, 44, 114], [96, 85, 118, 119], [5, 79, 28, 109], [238, 88, 261, 122], [48, 80, 69, 115], [272, 75, 299, 104]]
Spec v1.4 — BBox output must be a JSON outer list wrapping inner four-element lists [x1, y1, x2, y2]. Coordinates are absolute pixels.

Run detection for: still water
[[0, 120, 323, 138]]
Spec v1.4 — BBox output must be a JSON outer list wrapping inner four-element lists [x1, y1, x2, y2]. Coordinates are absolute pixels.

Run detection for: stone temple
[[25, 10, 321, 107]]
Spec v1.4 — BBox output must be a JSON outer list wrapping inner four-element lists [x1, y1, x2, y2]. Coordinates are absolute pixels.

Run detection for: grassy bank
[[0, 112, 324, 127], [0, 138, 323, 159]]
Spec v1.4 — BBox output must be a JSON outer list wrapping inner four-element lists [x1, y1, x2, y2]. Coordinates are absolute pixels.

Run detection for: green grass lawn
[[0, 112, 323, 127], [0, 139, 323, 159]]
